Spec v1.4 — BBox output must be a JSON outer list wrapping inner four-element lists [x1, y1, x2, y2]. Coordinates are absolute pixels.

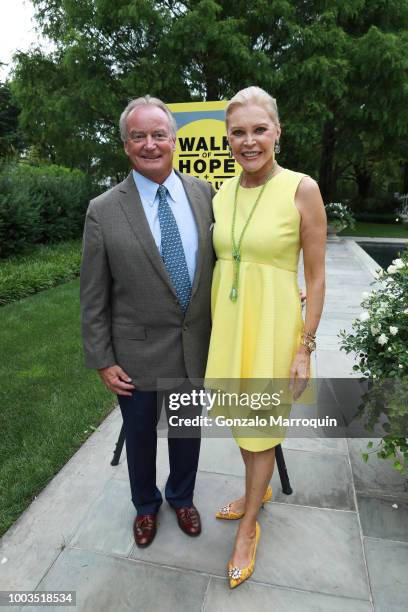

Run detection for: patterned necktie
[[157, 185, 192, 312]]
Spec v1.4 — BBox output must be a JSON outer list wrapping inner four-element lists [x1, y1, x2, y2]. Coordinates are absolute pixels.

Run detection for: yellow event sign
[[168, 101, 240, 190]]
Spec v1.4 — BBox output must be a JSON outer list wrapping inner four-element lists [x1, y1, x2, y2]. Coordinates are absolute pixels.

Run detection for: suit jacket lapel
[[118, 172, 177, 295], [176, 170, 208, 301]]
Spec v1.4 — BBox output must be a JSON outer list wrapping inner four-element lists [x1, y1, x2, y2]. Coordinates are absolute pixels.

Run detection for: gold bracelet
[[301, 336, 316, 353], [302, 331, 316, 340]]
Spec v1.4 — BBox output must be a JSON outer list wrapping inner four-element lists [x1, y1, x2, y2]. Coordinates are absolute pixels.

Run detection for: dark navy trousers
[[118, 390, 201, 515]]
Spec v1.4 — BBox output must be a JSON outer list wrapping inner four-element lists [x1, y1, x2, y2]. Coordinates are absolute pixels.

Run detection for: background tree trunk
[[354, 164, 372, 205], [402, 162, 408, 194], [319, 119, 337, 203]]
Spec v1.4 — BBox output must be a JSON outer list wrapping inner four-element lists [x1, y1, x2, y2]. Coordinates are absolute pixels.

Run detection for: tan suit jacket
[[80, 171, 215, 390]]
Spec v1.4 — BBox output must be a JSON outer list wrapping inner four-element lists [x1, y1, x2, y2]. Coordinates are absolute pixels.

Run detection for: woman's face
[[227, 104, 281, 176]]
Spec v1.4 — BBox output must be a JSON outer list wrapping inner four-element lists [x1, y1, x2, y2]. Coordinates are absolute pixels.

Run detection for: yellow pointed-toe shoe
[[228, 522, 261, 589], [215, 485, 272, 520]]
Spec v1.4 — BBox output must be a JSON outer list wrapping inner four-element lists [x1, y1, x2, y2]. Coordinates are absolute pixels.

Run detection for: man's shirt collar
[[132, 169, 180, 206]]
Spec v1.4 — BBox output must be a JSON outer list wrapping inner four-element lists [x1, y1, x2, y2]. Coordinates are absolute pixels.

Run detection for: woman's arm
[[290, 176, 327, 396]]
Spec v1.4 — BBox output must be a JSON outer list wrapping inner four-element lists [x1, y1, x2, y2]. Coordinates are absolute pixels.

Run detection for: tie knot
[[157, 185, 167, 201]]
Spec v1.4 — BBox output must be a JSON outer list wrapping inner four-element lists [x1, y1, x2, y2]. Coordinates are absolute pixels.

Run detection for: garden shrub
[[0, 163, 96, 258], [0, 175, 42, 256], [340, 249, 408, 473]]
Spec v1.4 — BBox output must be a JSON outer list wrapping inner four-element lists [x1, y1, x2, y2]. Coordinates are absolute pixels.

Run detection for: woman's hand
[[289, 346, 311, 401]]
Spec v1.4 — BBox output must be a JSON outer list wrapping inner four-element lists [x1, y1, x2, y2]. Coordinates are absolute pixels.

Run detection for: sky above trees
[[0, 0, 44, 80]]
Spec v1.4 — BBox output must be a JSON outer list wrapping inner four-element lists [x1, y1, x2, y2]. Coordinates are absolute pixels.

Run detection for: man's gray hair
[[119, 95, 177, 142]]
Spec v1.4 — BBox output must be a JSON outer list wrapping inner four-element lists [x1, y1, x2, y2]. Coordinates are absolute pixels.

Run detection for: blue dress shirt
[[132, 170, 198, 285]]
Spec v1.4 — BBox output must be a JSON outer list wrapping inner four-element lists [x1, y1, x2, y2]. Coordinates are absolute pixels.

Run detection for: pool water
[[358, 242, 406, 269]]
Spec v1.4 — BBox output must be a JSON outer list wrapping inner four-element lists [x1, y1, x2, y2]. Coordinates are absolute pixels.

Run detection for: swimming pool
[[357, 242, 407, 269]]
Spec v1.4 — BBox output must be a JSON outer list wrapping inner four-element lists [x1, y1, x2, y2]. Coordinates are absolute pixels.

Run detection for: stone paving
[[0, 237, 407, 611]]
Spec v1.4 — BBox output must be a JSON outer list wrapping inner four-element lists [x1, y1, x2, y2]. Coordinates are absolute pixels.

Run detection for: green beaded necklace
[[230, 161, 277, 302]]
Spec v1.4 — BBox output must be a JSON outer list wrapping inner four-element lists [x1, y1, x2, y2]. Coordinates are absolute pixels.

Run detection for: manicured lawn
[[0, 279, 114, 537], [0, 240, 82, 306], [340, 222, 408, 238]]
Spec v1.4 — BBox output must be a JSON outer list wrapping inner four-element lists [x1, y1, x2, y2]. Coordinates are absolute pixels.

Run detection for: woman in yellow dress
[[204, 86, 326, 588]]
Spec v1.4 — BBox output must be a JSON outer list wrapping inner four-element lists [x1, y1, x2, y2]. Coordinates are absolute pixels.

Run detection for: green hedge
[[0, 240, 82, 305], [0, 163, 96, 258]]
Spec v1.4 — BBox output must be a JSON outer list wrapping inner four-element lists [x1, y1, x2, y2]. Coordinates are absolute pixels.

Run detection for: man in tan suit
[[80, 96, 214, 547]]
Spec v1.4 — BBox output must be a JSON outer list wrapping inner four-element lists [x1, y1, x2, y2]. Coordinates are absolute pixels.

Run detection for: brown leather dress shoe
[[174, 505, 201, 536], [133, 514, 157, 547]]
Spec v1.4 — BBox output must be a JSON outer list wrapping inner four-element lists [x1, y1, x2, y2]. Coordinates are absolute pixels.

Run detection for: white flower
[[399, 364, 404, 369], [359, 311, 370, 322], [377, 334, 388, 345], [375, 269, 383, 279], [404, 308, 408, 314], [393, 258, 405, 269], [387, 264, 397, 274], [389, 326, 398, 336], [361, 291, 370, 300], [371, 325, 381, 336]]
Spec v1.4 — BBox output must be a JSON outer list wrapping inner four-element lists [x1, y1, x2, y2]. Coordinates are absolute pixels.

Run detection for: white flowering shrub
[[325, 202, 356, 231], [339, 250, 408, 473], [395, 194, 408, 223]]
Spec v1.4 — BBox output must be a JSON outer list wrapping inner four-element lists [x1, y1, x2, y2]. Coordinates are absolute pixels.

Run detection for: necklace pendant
[[232, 248, 240, 262], [230, 287, 238, 302]]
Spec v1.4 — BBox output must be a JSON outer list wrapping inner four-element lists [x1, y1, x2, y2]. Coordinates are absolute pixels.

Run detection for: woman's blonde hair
[[226, 86, 280, 127]]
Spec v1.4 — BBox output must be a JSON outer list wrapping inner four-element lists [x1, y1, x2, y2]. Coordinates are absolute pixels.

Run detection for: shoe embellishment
[[216, 485, 272, 521], [228, 566, 242, 580]]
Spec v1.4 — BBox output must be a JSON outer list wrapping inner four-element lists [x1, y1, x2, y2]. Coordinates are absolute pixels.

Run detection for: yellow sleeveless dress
[[205, 169, 306, 451]]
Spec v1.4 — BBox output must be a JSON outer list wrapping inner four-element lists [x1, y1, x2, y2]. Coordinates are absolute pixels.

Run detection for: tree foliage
[[0, 80, 22, 159], [9, 0, 408, 205]]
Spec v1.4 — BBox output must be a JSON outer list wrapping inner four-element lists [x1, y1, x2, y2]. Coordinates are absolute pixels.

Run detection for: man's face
[[124, 105, 176, 183]]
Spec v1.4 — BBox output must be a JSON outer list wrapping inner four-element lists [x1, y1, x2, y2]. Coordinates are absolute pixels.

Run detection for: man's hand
[[289, 346, 310, 401], [98, 365, 135, 396]]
